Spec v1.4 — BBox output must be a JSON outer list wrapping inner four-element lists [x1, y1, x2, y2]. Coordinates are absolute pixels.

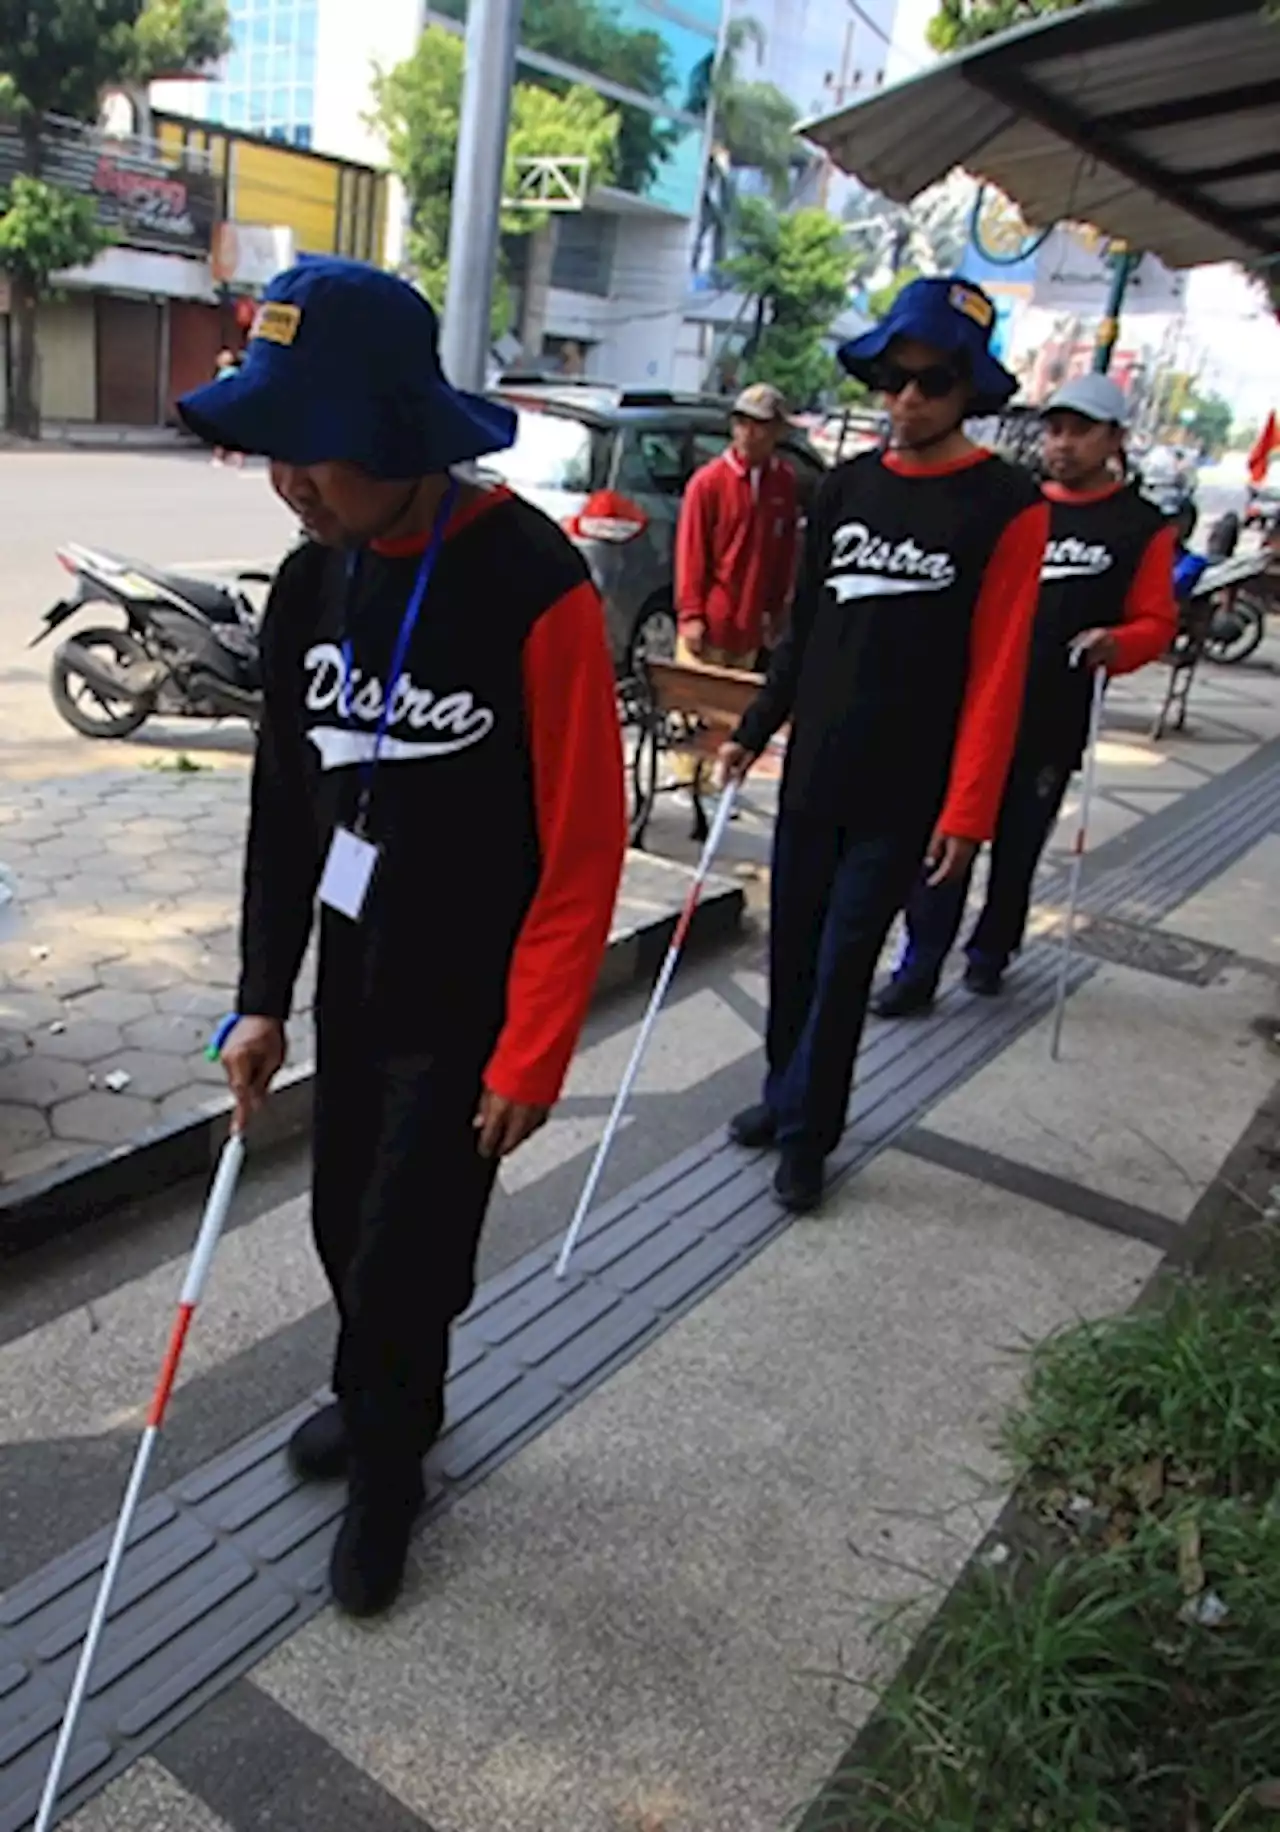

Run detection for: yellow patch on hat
[[250, 302, 301, 346], [949, 284, 994, 330]]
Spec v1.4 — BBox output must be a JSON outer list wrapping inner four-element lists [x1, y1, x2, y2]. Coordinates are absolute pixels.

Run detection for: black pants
[[765, 813, 929, 1156], [311, 1024, 498, 1473], [891, 751, 1073, 992]]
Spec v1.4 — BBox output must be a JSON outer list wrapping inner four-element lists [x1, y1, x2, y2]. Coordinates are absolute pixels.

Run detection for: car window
[[616, 428, 689, 497], [478, 407, 601, 492], [691, 429, 727, 472]]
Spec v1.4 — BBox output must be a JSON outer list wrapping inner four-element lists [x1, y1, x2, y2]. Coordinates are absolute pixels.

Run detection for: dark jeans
[[893, 752, 1073, 992], [311, 1022, 498, 1474], [765, 814, 929, 1156]]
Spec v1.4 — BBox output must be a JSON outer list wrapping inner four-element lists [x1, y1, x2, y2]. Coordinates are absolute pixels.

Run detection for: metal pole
[[34, 1133, 246, 1832], [440, 0, 523, 392], [555, 782, 740, 1279], [1092, 245, 1138, 375], [1049, 666, 1107, 1063]]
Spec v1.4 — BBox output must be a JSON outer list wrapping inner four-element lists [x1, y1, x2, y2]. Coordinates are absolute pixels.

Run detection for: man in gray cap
[[875, 371, 1177, 1014]]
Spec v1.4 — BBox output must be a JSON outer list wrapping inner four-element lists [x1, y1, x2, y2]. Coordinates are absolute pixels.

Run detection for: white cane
[[556, 780, 740, 1279], [34, 1131, 246, 1832], [1049, 662, 1107, 1063]]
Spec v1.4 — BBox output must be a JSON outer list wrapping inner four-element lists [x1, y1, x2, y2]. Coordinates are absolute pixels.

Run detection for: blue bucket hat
[[178, 256, 516, 477], [838, 276, 1017, 415]]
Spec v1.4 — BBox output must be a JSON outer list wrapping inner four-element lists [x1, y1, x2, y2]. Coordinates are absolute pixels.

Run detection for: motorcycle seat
[[131, 563, 244, 622]]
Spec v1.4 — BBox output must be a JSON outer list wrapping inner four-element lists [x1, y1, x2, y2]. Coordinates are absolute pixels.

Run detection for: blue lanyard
[[342, 477, 458, 830]]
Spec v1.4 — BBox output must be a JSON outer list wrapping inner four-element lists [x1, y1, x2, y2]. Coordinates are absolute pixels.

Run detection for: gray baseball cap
[[1043, 373, 1131, 427]]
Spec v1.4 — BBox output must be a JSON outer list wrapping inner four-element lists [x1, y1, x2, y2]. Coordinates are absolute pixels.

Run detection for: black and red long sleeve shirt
[[735, 447, 1048, 842], [239, 484, 626, 1108], [1019, 480, 1176, 768]]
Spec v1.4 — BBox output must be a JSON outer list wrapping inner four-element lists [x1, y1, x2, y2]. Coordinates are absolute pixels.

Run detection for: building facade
[[0, 110, 387, 429], [155, 0, 729, 385]]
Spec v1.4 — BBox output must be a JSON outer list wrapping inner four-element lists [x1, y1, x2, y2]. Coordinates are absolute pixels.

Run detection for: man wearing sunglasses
[[719, 276, 1047, 1213], [874, 371, 1175, 1017]]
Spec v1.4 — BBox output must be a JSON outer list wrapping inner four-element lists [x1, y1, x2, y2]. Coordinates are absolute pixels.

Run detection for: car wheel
[[629, 604, 677, 675]]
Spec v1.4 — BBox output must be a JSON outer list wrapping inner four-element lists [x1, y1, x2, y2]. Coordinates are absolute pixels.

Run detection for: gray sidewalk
[[0, 760, 743, 1225]]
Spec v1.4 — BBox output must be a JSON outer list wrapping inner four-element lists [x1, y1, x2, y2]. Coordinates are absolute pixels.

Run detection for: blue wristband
[[206, 1013, 240, 1062]]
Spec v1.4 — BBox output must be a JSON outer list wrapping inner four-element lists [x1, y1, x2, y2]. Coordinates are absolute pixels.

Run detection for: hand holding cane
[[1049, 658, 1107, 1063]]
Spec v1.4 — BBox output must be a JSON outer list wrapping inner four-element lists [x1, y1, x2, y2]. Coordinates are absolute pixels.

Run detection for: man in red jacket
[[676, 382, 799, 670]]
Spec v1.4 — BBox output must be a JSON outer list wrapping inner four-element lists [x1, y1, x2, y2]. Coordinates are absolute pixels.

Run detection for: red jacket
[[675, 450, 799, 654]]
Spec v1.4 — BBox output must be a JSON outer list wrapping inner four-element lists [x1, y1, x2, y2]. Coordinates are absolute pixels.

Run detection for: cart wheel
[[629, 704, 660, 848]]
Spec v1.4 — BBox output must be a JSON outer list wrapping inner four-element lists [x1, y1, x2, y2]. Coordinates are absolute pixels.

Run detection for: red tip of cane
[[147, 1303, 195, 1427]]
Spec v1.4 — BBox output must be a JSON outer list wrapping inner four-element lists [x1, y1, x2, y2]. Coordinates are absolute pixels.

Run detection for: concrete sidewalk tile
[[1157, 832, 1280, 965], [927, 961, 1277, 1222], [253, 1153, 1156, 1832], [64, 1757, 233, 1831]]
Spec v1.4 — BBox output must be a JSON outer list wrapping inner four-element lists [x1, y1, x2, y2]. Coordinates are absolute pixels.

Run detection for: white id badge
[[318, 826, 381, 922]]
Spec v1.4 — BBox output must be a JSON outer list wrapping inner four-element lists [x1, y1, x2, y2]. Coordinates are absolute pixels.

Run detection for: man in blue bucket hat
[[719, 276, 1048, 1212], [179, 258, 626, 1616]]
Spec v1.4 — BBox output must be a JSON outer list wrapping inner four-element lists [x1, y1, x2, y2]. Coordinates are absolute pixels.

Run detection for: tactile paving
[[3, 747, 1279, 1829]]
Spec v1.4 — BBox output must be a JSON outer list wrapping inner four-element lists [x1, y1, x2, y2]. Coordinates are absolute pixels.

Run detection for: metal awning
[[800, 0, 1280, 274]]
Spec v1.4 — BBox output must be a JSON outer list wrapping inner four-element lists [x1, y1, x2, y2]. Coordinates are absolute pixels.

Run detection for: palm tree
[[691, 17, 808, 277]]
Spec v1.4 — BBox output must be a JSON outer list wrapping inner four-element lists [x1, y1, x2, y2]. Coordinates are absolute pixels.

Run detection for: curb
[[0, 876, 744, 1259]]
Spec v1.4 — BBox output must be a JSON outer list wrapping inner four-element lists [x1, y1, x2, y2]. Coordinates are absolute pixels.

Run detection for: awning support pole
[[1092, 245, 1139, 373]]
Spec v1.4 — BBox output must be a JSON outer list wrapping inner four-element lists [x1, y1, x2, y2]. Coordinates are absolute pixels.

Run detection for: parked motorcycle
[[31, 545, 268, 739], [1194, 547, 1274, 666]]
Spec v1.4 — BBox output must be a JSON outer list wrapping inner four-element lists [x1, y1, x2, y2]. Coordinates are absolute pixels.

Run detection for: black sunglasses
[[871, 360, 964, 400]]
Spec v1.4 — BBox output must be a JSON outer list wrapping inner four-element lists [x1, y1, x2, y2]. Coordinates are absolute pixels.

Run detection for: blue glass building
[[205, 0, 319, 147]]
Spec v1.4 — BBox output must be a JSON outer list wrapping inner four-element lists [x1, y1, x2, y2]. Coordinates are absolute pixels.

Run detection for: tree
[[430, 0, 678, 195], [723, 198, 851, 407], [125, 0, 232, 81], [372, 25, 618, 335], [691, 18, 809, 277], [927, 0, 1083, 52], [0, 0, 231, 434]]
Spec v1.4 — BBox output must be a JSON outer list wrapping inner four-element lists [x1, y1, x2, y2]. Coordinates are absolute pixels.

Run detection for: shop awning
[[800, 0, 1280, 274]]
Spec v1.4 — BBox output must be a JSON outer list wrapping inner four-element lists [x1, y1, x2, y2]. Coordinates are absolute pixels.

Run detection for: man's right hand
[[718, 740, 757, 786], [681, 618, 707, 659], [222, 1016, 286, 1134]]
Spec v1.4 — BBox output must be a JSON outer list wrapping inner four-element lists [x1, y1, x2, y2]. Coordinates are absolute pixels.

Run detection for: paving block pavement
[[0, 763, 742, 1242]]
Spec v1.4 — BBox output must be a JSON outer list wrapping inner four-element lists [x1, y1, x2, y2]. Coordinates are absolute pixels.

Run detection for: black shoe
[[329, 1467, 426, 1619], [774, 1146, 825, 1214], [870, 977, 937, 1020], [964, 960, 1005, 998], [288, 1403, 349, 1482], [729, 1102, 777, 1149]]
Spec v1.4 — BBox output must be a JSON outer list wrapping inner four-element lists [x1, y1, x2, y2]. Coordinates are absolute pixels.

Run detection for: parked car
[[481, 376, 828, 675], [805, 406, 888, 466]]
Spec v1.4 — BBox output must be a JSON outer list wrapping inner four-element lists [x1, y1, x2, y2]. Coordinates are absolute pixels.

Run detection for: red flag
[[1249, 410, 1278, 485]]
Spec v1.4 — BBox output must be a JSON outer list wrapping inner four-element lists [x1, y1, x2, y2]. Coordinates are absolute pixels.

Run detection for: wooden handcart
[[625, 656, 766, 848]]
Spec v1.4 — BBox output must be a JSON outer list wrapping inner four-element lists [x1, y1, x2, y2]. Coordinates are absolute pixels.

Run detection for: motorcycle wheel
[[1204, 590, 1265, 666], [51, 626, 154, 739]]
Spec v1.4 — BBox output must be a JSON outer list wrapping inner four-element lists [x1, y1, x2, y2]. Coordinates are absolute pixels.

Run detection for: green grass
[[807, 1267, 1280, 1831], [1002, 1270, 1280, 1508]]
